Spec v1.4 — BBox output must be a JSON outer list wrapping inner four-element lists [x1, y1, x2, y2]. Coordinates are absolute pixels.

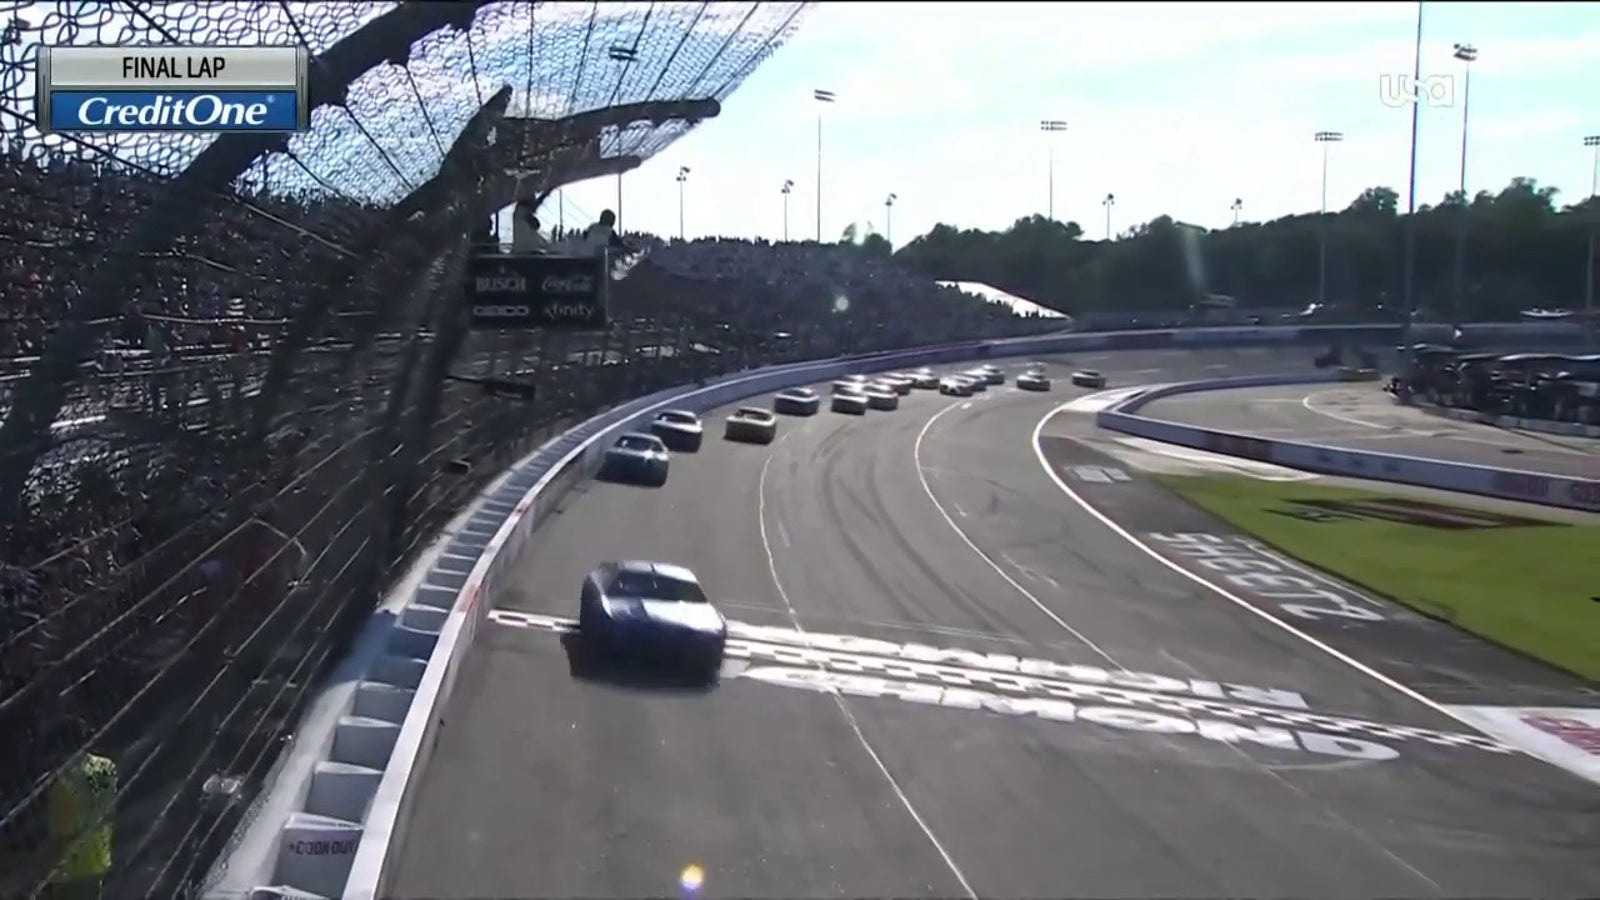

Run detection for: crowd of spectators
[[616, 235, 1049, 349], [1391, 347, 1600, 428]]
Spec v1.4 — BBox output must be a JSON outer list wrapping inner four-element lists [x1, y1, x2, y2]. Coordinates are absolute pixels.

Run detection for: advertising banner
[[466, 253, 608, 330]]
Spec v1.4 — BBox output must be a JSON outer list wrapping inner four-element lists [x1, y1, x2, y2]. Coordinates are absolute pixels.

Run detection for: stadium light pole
[[1400, 0, 1424, 354], [1314, 131, 1344, 307], [1102, 193, 1116, 240], [1040, 119, 1068, 220], [1451, 42, 1478, 324], [609, 44, 639, 232], [781, 179, 794, 242], [884, 193, 897, 245], [675, 166, 690, 241], [1231, 197, 1243, 226], [1585, 135, 1599, 314], [814, 88, 836, 242]]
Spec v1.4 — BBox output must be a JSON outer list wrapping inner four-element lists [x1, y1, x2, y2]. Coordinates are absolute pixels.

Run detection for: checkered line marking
[[486, 610, 1514, 755]]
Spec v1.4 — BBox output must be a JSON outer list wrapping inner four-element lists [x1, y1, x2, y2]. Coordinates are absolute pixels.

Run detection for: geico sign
[[473, 305, 530, 319]]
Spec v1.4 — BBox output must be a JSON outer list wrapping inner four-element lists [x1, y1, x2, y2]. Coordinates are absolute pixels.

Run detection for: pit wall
[[1413, 402, 1600, 440], [1096, 373, 1600, 514], [200, 321, 1588, 900]]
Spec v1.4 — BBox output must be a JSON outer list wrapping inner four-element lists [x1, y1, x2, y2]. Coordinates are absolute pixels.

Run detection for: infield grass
[[1156, 474, 1600, 680]]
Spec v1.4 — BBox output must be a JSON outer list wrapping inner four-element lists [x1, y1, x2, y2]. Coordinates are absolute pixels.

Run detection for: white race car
[[938, 377, 974, 397], [831, 390, 868, 415], [976, 364, 1005, 385], [908, 369, 940, 390], [773, 387, 821, 416], [832, 379, 867, 395], [864, 386, 900, 410], [961, 372, 989, 392], [649, 410, 703, 452], [1016, 370, 1051, 392], [879, 374, 914, 395], [724, 406, 778, 444], [1070, 370, 1106, 388]]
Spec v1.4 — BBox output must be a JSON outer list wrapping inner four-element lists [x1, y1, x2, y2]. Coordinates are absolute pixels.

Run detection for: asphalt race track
[[1138, 382, 1600, 479], [389, 348, 1600, 899]]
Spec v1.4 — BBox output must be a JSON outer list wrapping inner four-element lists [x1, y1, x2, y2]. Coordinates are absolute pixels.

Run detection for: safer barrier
[[1098, 376, 1600, 514], [203, 320, 1585, 899]]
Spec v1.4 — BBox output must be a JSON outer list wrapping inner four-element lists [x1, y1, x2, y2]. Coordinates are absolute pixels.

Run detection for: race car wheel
[[699, 648, 725, 683]]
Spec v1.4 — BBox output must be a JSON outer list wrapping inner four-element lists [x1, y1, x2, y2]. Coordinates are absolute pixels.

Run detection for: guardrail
[[1096, 375, 1600, 514], [202, 320, 1590, 899]]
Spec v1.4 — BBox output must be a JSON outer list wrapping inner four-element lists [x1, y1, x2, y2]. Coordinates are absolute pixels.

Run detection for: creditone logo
[[48, 90, 300, 132]]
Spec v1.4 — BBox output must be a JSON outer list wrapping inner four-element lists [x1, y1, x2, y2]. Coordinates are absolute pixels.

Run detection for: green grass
[[1155, 475, 1600, 680]]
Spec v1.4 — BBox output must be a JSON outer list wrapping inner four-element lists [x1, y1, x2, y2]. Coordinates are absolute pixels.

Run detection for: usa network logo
[[48, 89, 299, 133], [1378, 74, 1456, 108]]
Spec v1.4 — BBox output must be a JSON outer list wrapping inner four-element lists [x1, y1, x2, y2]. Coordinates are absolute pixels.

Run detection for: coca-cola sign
[[466, 252, 608, 329]]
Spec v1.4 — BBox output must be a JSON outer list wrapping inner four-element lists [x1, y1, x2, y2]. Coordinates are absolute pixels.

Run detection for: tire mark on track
[[814, 416, 928, 625], [859, 415, 1015, 638]]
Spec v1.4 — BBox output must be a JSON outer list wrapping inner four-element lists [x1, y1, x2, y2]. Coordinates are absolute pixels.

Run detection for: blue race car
[[578, 561, 727, 680], [600, 432, 670, 486]]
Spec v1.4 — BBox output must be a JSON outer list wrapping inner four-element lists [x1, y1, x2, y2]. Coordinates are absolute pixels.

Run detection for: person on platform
[[576, 209, 632, 257], [510, 202, 551, 253]]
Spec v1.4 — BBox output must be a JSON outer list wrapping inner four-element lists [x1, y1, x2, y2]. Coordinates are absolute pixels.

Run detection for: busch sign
[[466, 252, 609, 329]]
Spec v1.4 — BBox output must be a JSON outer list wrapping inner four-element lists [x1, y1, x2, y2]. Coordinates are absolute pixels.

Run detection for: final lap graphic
[[488, 610, 1514, 763]]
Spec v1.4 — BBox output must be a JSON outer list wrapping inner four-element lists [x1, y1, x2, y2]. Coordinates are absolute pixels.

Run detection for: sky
[[546, 1, 1600, 247]]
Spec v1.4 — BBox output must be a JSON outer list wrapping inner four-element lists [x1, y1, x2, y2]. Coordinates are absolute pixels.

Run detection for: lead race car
[[649, 409, 703, 452], [578, 560, 727, 681], [1071, 369, 1107, 388], [600, 432, 670, 486]]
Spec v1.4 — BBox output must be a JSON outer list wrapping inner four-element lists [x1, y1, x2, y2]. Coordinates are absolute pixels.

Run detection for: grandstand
[[0, 3, 1070, 896]]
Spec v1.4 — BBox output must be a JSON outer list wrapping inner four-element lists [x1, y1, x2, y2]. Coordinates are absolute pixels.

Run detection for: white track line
[[757, 433, 978, 900], [1030, 398, 1508, 737], [1300, 390, 1391, 430], [913, 394, 1442, 888], [913, 399, 1120, 666]]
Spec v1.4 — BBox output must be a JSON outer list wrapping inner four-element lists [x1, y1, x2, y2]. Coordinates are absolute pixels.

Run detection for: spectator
[[509, 202, 549, 253]]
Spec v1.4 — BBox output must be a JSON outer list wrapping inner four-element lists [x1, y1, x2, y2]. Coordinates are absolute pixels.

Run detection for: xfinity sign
[[466, 253, 609, 330]]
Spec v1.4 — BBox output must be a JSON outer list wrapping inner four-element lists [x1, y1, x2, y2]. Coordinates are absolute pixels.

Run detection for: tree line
[[886, 178, 1599, 320]]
